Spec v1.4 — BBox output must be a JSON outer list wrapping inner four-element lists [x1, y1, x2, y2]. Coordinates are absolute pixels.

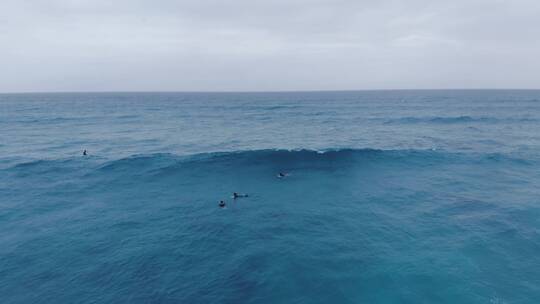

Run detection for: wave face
[[382, 115, 540, 124], [2, 148, 540, 303], [2, 90, 540, 303]]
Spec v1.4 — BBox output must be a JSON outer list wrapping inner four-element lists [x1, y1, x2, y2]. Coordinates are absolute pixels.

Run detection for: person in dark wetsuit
[[83, 150, 87, 156], [277, 172, 286, 178], [219, 200, 226, 208], [233, 192, 248, 199]]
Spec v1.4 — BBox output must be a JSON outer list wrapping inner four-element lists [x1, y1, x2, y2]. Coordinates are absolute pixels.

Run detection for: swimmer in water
[[233, 192, 248, 199], [219, 200, 226, 208], [83, 150, 87, 156]]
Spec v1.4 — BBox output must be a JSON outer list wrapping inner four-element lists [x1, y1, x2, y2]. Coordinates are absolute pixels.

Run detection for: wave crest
[[3, 148, 535, 175], [383, 116, 538, 125]]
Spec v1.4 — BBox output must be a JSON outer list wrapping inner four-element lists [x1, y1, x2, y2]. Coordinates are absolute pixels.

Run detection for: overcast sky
[[1, 0, 539, 92]]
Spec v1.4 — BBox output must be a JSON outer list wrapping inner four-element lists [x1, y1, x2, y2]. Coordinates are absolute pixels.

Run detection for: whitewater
[[1, 90, 540, 303]]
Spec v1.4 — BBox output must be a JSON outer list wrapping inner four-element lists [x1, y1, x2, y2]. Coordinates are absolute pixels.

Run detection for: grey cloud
[[1, 0, 539, 92]]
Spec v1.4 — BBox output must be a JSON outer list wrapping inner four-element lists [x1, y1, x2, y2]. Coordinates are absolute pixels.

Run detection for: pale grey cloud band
[[1, 0, 539, 92]]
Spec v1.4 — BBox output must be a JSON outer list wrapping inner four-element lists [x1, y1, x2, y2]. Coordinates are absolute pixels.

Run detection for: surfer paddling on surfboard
[[232, 192, 248, 199], [277, 172, 289, 178]]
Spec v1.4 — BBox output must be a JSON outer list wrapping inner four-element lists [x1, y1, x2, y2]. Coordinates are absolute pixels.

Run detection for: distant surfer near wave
[[232, 192, 248, 199], [219, 200, 226, 208], [277, 172, 289, 178], [83, 149, 87, 156]]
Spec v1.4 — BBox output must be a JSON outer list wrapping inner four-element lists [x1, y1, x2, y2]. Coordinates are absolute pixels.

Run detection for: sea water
[[1, 90, 539, 303]]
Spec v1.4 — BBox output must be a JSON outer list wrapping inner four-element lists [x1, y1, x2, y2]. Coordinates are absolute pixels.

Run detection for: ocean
[[1, 90, 539, 303]]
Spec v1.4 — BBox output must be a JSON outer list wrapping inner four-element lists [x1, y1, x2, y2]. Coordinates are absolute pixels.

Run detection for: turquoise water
[[1, 91, 540, 303]]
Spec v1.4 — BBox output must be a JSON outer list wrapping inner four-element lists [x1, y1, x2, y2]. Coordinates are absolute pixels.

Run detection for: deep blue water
[[1, 90, 540, 303]]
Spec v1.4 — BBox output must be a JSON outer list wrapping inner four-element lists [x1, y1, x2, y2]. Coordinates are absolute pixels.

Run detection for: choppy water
[[1, 90, 540, 303]]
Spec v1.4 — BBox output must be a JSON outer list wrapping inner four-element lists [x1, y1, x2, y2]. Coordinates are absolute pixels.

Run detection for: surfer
[[83, 149, 87, 156], [233, 192, 248, 199], [219, 200, 226, 208], [277, 172, 287, 178]]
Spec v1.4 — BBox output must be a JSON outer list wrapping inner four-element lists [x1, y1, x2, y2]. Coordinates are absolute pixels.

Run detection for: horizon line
[[1, 88, 540, 95]]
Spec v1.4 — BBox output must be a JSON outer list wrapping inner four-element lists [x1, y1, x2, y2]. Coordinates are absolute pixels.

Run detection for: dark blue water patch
[[116, 114, 140, 119], [0, 149, 540, 303], [1, 116, 107, 125], [5, 159, 91, 180], [3, 148, 536, 187], [381, 115, 540, 125]]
